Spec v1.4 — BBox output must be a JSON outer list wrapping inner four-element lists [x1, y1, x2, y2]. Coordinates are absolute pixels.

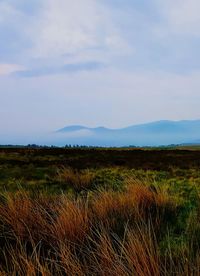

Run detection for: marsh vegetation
[[0, 148, 200, 275]]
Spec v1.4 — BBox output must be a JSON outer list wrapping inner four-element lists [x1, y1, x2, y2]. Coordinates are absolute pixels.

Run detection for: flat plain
[[0, 147, 200, 275]]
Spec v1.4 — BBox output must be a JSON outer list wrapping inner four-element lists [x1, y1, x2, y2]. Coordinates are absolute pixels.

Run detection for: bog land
[[0, 147, 200, 275]]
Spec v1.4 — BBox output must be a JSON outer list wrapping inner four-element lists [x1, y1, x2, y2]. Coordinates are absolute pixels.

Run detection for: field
[[0, 148, 200, 275]]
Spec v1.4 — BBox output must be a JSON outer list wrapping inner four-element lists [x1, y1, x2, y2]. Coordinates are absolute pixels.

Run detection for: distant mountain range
[[52, 120, 200, 147]]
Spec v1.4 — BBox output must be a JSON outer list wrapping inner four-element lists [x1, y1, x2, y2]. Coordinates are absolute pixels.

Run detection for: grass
[[56, 166, 95, 192], [0, 181, 198, 275], [0, 148, 200, 274], [0, 183, 168, 274]]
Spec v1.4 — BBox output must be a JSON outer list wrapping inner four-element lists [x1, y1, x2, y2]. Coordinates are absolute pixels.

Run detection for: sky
[[1, 0, 200, 141]]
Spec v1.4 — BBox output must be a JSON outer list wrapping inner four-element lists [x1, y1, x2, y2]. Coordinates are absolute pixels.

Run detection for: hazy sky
[[1, 0, 200, 138]]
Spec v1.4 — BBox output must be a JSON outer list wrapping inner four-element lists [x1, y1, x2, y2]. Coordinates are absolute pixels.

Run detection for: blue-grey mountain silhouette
[[54, 120, 200, 147]]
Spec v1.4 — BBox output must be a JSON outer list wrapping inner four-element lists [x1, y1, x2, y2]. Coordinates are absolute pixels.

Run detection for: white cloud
[[0, 0, 133, 76], [0, 64, 25, 75], [0, 2, 17, 23], [27, 0, 131, 61], [155, 0, 200, 36], [0, 0, 132, 72]]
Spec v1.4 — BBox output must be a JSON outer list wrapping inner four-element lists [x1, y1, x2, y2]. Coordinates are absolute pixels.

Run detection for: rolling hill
[[52, 120, 200, 147]]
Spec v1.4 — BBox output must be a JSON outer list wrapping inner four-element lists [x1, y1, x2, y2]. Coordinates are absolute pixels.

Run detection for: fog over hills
[[1, 120, 200, 147], [52, 120, 200, 147]]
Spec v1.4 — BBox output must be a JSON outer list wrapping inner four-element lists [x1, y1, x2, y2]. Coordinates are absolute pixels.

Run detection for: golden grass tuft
[[0, 191, 33, 238], [91, 190, 136, 230], [91, 180, 173, 228], [58, 244, 86, 276], [57, 167, 95, 191], [93, 231, 128, 276], [123, 227, 160, 276], [0, 191, 57, 242], [51, 198, 89, 245]]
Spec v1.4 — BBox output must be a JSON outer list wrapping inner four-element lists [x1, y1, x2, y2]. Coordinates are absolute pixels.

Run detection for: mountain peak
[[58, 125, 88, 132]]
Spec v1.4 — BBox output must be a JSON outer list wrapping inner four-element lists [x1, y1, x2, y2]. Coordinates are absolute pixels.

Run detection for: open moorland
[[0, 147, 200, 275]]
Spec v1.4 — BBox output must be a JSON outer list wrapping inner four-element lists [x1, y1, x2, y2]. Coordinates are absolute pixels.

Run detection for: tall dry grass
[[0, 179, 199, 275], [51, 198, 89, 245]]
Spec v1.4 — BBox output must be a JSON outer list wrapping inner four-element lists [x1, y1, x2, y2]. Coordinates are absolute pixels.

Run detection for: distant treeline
[[0, 143, 192, 150]]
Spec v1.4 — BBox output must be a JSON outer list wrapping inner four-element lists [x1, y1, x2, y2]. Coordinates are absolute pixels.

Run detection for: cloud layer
[[0, 0, 200, 142], [0, 0, 131, 76]]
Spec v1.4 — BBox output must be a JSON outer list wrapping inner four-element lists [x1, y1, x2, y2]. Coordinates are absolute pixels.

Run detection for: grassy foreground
[[0, 148, 200, 275]]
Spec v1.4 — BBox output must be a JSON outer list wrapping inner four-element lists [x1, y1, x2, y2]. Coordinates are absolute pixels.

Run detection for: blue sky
[[1, 0, 200, 141]]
